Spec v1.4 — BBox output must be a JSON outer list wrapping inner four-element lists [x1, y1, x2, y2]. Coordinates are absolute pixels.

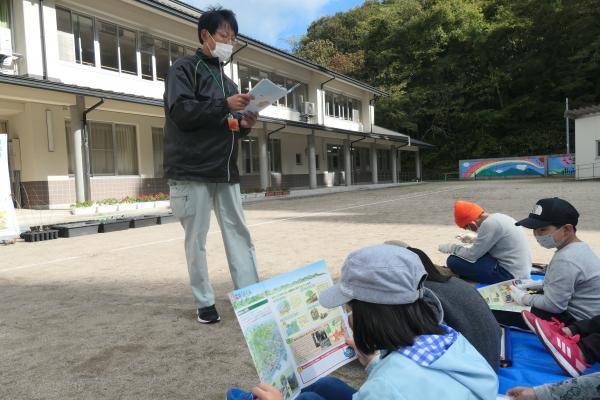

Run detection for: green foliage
[[73, 201, 94, 208], [295, 0, 600, 171]]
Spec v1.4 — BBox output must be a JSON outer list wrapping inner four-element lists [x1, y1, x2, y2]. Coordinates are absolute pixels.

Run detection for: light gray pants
[[169, 181, 259, 308]]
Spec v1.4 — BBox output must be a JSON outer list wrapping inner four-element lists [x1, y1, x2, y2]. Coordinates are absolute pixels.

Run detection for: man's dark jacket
[[163, 50, 250, 183]]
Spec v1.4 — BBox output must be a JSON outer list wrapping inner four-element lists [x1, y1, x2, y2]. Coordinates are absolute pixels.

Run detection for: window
[[115, 124, 138, 175], [154, 38, 170, 81], [119, 27, 137, 75], [241, 137, 259, 174], [152, 127, 164, 177], [74, 13, 95, 66], [98, 21, 118, 71], [0, 0, 11, 29], [90, 122, 114, 174], [315, 154, 320, 170], [140, 34, 154, 80], [296, 153, 302, 165], [87, 122, 138, 175], [597, 140, 600, 158], [170, 43, 185, 64], [325, 92, 361, 122], [56, 7, 75, 62], [269, 138, 281, 172], [65, 120, 75, 174], [56, 8, 95, 65], [238, 63, 308, 111]]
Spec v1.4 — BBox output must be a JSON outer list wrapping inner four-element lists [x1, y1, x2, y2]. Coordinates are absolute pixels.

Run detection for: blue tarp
[[498, 329, 600, 394], [475, 275, 600, 393]]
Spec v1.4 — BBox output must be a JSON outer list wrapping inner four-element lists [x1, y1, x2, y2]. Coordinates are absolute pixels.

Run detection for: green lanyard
[[194, 57, 227, 97]]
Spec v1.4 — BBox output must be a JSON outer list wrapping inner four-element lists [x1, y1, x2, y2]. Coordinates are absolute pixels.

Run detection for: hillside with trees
[[294, 0, 600, 175]]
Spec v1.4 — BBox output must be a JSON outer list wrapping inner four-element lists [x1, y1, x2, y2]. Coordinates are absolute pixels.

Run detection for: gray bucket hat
[[320, 244, 443, 322]]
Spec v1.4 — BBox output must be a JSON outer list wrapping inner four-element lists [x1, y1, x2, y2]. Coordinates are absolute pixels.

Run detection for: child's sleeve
[[533, 372, 600, 400]]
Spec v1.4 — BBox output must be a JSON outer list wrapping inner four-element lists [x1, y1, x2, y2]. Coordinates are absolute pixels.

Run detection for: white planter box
[[136, 201, 155, 210], [97, 204, 119, 213], [70, 206, 97, 216], [154, 200, 170, 209], [117, 203, 137, 211]]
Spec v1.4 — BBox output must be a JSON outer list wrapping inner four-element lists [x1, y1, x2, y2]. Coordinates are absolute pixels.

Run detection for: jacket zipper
[[220, 65, 234, 182]]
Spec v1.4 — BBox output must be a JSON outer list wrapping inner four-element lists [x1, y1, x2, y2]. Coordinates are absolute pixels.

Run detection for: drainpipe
[[38, 0, 48, 79], [81, 98, 104, 201]]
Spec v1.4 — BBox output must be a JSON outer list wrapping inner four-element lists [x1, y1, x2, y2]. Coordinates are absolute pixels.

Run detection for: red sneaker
[[534, 318, 590, 377], [521, 310, 538, 332]]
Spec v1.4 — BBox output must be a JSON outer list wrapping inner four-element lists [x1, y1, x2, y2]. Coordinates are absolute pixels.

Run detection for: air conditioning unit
[[302, 102, 316, 116]]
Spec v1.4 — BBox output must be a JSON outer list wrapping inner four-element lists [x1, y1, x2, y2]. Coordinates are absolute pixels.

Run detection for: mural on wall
[[460, 157, 546, 179], [548, 154, 576, 175]]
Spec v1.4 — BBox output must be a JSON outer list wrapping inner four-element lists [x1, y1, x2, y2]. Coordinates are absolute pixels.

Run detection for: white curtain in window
[[115, 124, 138, 175], [90, 122, 114, 174], [151, 127, 164, 177], [56, 7, 75, 62]]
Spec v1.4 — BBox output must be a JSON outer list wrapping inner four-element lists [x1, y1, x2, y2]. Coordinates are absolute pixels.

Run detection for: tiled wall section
[[20, 177, 169, 208]]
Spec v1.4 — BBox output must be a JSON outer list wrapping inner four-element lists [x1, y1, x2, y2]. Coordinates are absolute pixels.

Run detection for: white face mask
[[209, 34, 233, 63], [535, 227, 564, 249]]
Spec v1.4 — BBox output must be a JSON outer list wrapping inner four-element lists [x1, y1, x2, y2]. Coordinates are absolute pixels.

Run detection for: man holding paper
[[163, 7, 259, 325]]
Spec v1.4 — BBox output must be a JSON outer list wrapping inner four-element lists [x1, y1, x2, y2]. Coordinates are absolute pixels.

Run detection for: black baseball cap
[[515, 197, 579, 229]]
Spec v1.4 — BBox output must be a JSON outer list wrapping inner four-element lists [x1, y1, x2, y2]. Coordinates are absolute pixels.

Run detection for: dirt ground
[[1, 179, 599, 400]]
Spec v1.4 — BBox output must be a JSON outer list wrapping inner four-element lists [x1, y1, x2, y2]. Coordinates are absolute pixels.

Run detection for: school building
[[0, 0, 432, 209], [568, 104, 600, 180]]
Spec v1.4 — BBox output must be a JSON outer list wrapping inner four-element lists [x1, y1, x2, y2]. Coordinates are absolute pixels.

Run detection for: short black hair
[[197, 7, 239, 44], [349, 299, 445, 356], [407, 247, 451, 283]]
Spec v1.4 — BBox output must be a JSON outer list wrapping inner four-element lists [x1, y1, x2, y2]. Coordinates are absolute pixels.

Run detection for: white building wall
[[575, 113, 600, 179]]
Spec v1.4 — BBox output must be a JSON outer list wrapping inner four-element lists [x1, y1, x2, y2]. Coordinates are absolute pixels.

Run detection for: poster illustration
[[230, 261, 356, 399]]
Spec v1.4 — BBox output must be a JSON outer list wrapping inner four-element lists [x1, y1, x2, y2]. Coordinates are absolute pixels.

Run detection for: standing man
[[438, 200, 532, 283], [163, 7, 259, 324]]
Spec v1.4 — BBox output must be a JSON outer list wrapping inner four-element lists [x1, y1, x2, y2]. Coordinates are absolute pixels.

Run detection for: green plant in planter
[[135, 194, 154, 202], [98, 198, 119, 205], [121, 196, 137, 204], [153, 192, 169, 201], [73, 201, 94, 208]]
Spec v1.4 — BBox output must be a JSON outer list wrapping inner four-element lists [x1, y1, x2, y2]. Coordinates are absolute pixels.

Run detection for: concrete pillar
[[415, 149, 422, 181], [343, 138, 352, 186], [69, 95, 86, 202], [308, 132, 317, 189], [258, 128, 269, 190], [391, 146, 398, 183], [370, 142, 378, 184]]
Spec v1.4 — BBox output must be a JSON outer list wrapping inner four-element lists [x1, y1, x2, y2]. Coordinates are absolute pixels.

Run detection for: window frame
[[55, 6, 192, 81], [325, 91, 362, 122]]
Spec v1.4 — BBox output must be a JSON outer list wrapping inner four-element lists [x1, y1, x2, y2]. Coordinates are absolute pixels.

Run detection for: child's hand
[[506, 387, 537, 400], [251, 383, 284, 400], [346, 338, 377, 367]]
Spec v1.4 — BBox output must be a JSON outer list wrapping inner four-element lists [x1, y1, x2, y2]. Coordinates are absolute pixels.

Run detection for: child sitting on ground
[[513, 198, 600, 324], [227, 244, 499, 400]]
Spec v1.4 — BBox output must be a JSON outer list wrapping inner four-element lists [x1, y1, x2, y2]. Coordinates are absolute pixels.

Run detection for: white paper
[[229, 261, 356, 400], [478, 279, 540, 313], [244, 78, 289, 114]]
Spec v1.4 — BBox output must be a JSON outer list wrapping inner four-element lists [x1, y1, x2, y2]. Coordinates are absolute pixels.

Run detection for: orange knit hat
[[454, 200, 484, 228]]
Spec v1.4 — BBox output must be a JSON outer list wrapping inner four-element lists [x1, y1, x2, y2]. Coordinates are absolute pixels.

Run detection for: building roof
[[133, 0, 389, 97], [0, 73, 432, 148], [566, 104, 600, 119]]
